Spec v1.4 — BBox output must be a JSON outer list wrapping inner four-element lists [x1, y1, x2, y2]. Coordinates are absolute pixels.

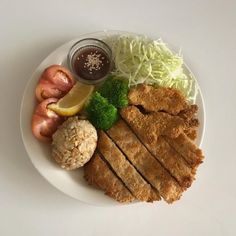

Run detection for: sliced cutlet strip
[[119, 106, 186, 143], [149, 188, 162, 202], [98, 131, 156, 202], [107, 120, 182, 203], [128, 84, 188, 115], [164, 133, 204, 170], [120, 106, 195, 189], [84, 153, 135, 203]]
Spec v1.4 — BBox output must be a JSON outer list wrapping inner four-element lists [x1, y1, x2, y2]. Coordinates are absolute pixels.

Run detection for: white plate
[[20, 31, 205, 206]]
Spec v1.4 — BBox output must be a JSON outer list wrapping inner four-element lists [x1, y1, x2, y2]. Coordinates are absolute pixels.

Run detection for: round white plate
[[20, 31, 205, 206]]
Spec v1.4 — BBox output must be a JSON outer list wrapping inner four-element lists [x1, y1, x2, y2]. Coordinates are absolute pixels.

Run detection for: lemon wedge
[[48, 82, 94, 116]]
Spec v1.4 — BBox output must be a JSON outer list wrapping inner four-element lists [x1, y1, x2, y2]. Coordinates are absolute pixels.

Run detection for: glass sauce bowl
[[67, 38, 112, 84]]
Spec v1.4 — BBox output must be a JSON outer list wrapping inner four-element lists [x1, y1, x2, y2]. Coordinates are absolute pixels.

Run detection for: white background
[[1, 0, 236, 235]]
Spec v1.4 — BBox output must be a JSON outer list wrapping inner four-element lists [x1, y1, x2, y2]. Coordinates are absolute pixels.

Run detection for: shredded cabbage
[[105, 35, 197, 102]]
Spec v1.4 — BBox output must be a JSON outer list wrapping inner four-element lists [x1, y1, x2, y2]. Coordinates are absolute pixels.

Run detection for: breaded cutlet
[[97, 131, 158, 202], [128, 84, 188, 115], [107, 120, 183, 203], [178, 104, 198, 121], [164, 133, 204, 170], [84, 84, 204, 204], [120, 106, 186, 142], [128, 85, 200, 140], [177, 105, 199, 140], [120, 106, 195, 189], [84, 153, 135, 203], [184, 128, 198, 141]]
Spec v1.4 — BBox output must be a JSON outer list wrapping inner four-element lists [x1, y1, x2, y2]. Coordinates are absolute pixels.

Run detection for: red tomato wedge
[[35, 65, 75, 102], [32, 98, 63, 142]]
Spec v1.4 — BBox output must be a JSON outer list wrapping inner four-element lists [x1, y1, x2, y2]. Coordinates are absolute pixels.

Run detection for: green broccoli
[[86, 92, 118, 130], [99, 76, 129, 108]]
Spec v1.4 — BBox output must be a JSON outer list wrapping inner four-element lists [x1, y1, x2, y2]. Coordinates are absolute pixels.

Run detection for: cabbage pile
[[105, 35, 197, 102]]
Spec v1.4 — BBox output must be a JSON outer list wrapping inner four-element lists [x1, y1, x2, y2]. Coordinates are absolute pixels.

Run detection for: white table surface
[[1, 0, 236, 235]]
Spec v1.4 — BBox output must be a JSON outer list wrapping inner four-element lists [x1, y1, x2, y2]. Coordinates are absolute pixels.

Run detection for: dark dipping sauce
[[73, 46, 111, 81]]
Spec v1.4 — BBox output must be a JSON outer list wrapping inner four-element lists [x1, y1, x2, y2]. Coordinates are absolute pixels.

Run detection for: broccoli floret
[[86, 92, 118, 130], [99, 76, 129, 108]]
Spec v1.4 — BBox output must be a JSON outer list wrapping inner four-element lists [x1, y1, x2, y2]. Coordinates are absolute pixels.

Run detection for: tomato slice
[[35, 65, 75, 102], [32, 98, 63, 142]]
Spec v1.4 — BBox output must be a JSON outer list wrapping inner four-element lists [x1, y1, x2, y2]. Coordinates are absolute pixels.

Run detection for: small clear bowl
[[67, 38, 113, 84]]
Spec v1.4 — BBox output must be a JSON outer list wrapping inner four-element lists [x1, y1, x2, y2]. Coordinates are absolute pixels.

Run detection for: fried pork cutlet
[[121, 106, 186, 143], [121, 106, 195, 188], [107, 120, 182, 203], [84, 153, 135, 203], [97, 131, 158, 202], [149, 188, 162, 202], [184, 128, 198, 141], [164, 133, 204, 170], [178, 104, 198, 121], [177, 105, 200, 140], [128, 84, 188, 115]]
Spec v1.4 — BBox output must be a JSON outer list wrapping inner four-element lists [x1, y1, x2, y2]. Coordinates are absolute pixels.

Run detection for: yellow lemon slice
[[48, 82, 94, 116]]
